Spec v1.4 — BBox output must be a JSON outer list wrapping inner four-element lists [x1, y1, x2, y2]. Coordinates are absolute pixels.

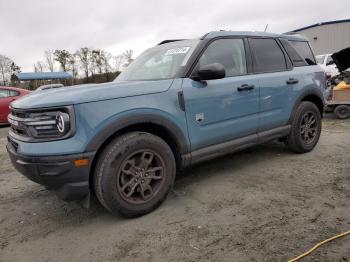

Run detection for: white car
[[316, 54, 339, 77]]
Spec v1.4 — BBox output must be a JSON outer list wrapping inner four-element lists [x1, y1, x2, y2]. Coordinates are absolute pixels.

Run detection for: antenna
[[264, 24, 269, 32]]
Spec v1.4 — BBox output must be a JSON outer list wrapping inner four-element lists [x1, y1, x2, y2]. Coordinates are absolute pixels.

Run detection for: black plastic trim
[[6, 140, 95, 201], [178, 91, 185, 111], [288, 89, 325, 124], [85, 113, 189, 154], [182, 125, 291, 167]]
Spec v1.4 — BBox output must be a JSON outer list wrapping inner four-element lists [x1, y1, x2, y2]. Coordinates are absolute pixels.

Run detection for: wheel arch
[[289, 89, 325, 123], [86, 113, 189, 188]]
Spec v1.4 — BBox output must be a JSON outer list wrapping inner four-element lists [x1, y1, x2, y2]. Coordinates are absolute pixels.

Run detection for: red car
[[0, 86, 30, 125]]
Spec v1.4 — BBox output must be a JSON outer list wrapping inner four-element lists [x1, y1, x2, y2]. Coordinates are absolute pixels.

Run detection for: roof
[[202, 31, 307, 41], [291, 19, 350, 32], [16, 72, 73, 81]]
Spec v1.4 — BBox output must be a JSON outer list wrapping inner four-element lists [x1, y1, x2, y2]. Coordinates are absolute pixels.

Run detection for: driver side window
[[198, 38, 247, 77]]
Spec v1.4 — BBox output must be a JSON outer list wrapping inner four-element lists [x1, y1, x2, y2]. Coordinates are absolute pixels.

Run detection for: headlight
[[8, 106, 75, 142]]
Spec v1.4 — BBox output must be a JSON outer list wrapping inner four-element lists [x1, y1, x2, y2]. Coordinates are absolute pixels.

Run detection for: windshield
[[316, 55, 326, 65], [115, 40, 199, 81]]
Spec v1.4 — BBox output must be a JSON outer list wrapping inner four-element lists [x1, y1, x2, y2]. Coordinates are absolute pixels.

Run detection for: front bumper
[[7, 138, 95, 201]]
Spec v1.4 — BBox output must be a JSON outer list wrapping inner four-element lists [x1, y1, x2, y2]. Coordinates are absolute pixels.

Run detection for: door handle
[[286, 78, 299, 85], [237, 84, 255, 92]]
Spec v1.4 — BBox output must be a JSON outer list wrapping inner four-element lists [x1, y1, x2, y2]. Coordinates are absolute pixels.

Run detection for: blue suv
[[7, 31, 325, 217]]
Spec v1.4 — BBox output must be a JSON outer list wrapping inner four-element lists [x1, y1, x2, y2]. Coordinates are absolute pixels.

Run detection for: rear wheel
[[334, 105, 350, 119], [286, 101, 322, 153], [93, 132, 176, 217]]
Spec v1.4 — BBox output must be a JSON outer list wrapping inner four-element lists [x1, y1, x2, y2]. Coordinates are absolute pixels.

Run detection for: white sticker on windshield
[[164, 47, 190, 56]]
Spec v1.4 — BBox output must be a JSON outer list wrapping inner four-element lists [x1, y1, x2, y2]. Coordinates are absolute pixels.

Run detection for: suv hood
[[331, 47, 350, 72], [12, 79, 174, 109]]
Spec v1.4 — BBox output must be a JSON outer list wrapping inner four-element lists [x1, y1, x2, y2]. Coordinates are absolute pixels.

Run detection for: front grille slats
[[9, 109, 60, 139], [8, 106, 74, 142]]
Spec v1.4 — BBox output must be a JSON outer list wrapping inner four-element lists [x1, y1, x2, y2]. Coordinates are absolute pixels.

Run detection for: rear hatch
[[331, 47, 350, 72]]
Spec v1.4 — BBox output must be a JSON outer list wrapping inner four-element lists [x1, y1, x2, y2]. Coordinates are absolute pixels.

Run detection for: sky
[[0, 0, 348, 71]]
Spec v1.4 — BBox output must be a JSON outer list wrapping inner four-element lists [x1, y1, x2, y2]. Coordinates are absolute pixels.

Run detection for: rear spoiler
[[331, 47, 350, 72]]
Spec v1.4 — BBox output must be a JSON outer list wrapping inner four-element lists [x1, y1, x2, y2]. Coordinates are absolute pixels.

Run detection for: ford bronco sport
[[7, 31, 325, 217]]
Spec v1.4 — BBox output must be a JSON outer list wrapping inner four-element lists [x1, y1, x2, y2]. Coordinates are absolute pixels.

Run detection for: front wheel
[[285, 101, 322, 153], [93, 132, 176, 217]]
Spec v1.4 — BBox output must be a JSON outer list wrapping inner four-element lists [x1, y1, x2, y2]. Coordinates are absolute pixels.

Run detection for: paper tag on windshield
[[165, 47, 190, 56]]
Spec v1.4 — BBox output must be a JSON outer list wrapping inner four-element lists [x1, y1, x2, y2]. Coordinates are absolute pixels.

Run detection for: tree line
[[0, 48, 134, 88]]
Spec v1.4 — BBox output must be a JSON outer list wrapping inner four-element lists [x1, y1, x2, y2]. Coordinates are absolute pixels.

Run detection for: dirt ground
[[0, 115, 349, 262]]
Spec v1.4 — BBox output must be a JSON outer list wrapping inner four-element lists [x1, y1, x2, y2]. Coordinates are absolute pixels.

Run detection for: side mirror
[[193, 63, 226, 81]]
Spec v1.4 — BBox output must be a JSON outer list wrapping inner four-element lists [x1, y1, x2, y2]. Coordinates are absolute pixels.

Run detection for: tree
[[91, 49, 112, 75], [102, 51, 112, 74], [34, 61, 45, 72], [91, 49, 104, 74], [113, 55, 124, 72], [54, 49, 71, 71], [77, 47, 92, 81], [68, 52, 78, 78], [44, 50, 55, 72], [0, 55, 20, 86], [10, 62, 21, 84], [123, 49, 134, 66]]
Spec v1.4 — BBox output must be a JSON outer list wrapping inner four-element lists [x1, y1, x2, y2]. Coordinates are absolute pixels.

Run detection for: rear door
[[182, 38, 260, 150], [249, 38, 299, 132]]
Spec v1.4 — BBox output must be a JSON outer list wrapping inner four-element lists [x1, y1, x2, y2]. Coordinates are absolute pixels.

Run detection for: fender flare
[[85, 113, 189, 154], [288, 88, 325, 124]]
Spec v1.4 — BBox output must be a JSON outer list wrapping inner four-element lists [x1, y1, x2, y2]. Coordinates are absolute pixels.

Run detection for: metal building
[[291, 19, 350, 55]]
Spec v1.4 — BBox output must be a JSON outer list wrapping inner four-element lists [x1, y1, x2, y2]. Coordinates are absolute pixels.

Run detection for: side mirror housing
[[193, 63, 226, 81]]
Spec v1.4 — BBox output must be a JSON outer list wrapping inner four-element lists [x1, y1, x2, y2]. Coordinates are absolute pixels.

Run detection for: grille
[[8, 107, 74, 142], [8, 109, 30, 137]]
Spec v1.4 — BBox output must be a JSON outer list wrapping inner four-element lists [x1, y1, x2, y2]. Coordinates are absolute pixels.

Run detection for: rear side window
[[0, 89, 10, 98], [250, 38, 287, 73], [198, 38, 247, 77], [279, 38, 307, 67], [289, 41, 316, 65]]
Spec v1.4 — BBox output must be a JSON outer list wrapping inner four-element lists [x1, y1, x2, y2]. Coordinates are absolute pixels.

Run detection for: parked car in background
[[316, 54, 339, 77], [0, 86, 30, 125]]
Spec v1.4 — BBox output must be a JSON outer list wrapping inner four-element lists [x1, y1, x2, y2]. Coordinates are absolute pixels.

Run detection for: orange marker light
[[74, 159, 89, 167]]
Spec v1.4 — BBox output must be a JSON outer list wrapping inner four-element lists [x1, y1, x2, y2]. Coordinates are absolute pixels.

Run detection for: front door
[[182, 38, 260, 151]]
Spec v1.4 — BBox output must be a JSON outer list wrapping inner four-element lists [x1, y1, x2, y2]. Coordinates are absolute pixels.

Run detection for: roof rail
[[157, 39, 186, 45]]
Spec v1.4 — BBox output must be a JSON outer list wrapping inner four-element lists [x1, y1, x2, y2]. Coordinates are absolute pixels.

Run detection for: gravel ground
[[0, 115, 349, 262]]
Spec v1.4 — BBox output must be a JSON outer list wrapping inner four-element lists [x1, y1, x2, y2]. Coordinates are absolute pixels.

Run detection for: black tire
[[334, 105, 350, 119], [286, 101, 322, 153], [93, 132, 176, 217]]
